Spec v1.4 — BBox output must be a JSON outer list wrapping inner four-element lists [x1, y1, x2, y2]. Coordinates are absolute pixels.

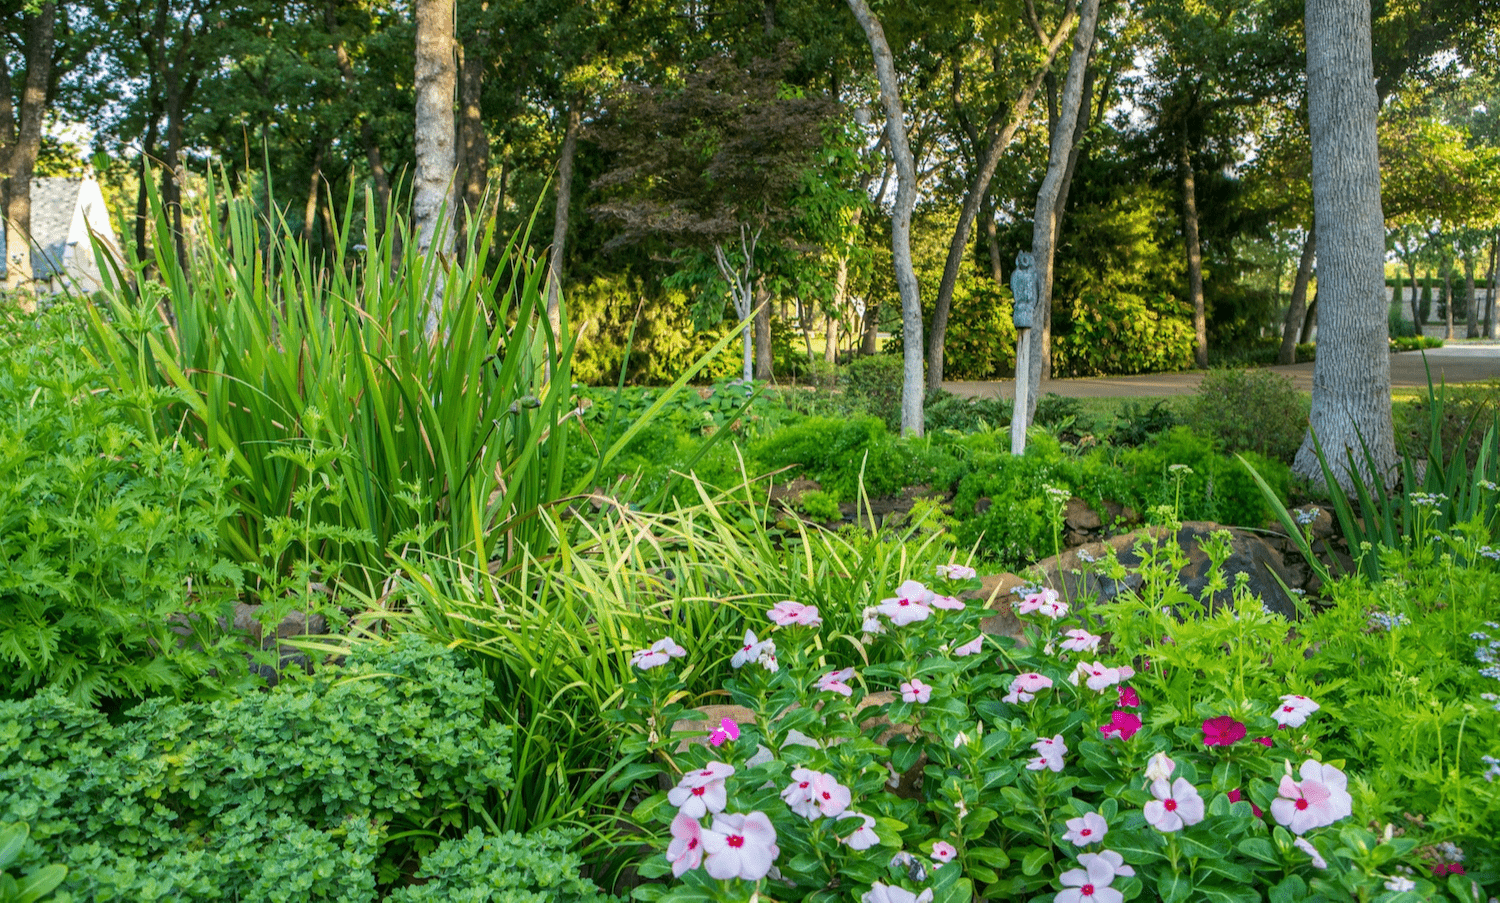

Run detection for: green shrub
[[1392, 380, 1500, 465], [1119, 426, 1292, 528], [922, 389, 1011, 433], [0, 638, 517, 901], [385, 828, 613, 903], [0, 306, 249, 706], [751, 415, 911, 500], [1186, 368, 1308, 463], [840, 354, 904, 431], [796, 489, 843, 522], [1111, 399, 1181, 447]]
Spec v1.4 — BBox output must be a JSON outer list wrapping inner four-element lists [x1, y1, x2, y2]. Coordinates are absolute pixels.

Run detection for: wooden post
[[1012, 327, 1031, 455]]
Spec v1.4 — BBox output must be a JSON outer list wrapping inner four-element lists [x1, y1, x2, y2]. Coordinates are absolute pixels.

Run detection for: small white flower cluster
[[1369, 611, 1409, 631], [1408, 491, 1448, 508], [1295, 506, 1320, 526]]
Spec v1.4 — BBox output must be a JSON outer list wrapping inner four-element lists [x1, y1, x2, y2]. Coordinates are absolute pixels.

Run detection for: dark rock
[[1064, 496, 1102, 532]]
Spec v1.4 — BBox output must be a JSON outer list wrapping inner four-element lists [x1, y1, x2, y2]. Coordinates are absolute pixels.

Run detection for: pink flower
[[878, 581, 935, 626], [1085, 851, 1134, 878], [1273, 694, 1320, 727], [810, 772, 852, 819], [1056, 853, 1124, 903], [767, 600, 822, 627], [1144, 778, 1205, 832], [1063, 812, 1109, 846], [1027, 734, 1067, 772], [1098, 710, 1141, 741], [863, 883, 934, 903], [669, 763, 734, 818], [1075, 661, 1133, 692], [817, 667, 856, 697], [1270, 760, 1352, 835], [631, 637, 687, 670], [1202, 715, 1247, 747], [1294, 837, 1328, 869], [1227, 788, 1263, 818], [1254, 736, 1274, 748], [702, 811, 780, 880], [900, 678, 933, 704], [665, 813, 705, 876], [731, 630, 771, 669], [1144, 752, 1175, 783], [953, 635, 985, 657], [1060, 628, 1102, 653], [708, 717, 740, 747], [1432, 863, 1466, 877], [780, 766, 821, 819], [931, 840, 958, 865], [1016, 587, 1059, 615], [936, 564, 977, 580], [1116, 685, 1139, 707], [841, 812, 880, 850], [1004, 672, 1053, 703], [931, 594, 966, 610], [1038, 597, 1070, 619]]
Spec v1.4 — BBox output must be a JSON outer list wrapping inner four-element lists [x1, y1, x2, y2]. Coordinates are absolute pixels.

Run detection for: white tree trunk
[[1294, 0, 1396, 491], [847, 0, 923, 436], [414, 0, 456, 337], [1019, 0, 1100, 431]]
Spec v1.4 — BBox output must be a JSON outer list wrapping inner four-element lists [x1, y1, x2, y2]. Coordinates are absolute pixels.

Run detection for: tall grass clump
[[81, 179, 583, 589]]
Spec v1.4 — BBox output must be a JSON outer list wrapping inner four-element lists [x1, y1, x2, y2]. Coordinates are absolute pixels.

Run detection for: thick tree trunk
[[456, 25, 490, 259], [544, 105, 580, 326], [1040, 58, 1094, 380], [1016, 0, 1099, 441], [1181, 140, 1208, 369], [2, 2, 56, 300], [861, 297, 881, 354], [414, 0, 457, 335], [848, 0, 924, 435], [1295, 0, 1396, 491], [303, 145, 324, 240], [1405, 257, 1419, 327], [1487, 233, 1499, 339], [1278, 229, 1316, 364], [1465, 255, 1478, 338], [754, 281, 773, 380], [982, 192, 1005, 287], [1300, 292, 1318, 344], [926, 8, 1076, 387]]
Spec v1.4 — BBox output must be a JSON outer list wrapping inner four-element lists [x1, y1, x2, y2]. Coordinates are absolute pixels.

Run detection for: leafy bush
[[0, 638, 519, 900], [1111, 399, 1182, 447], [0, 306, 249, 705], [750, 415, 911, 500], [1119, 427, 1292, 529], [1393, 381, 1500, 466], [922, 389, 1011, 434], [1186, 368, 1308, 463], [841, 354, 904, 431], [385, 828, 613, 903], [796, 489, 843, 522], [1053, 289, 1195, 377]]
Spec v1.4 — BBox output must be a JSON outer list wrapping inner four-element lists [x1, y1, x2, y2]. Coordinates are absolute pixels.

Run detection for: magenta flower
[[1273, 694, 1320, 727], [702, 811, 780, 880], [817, 667, 856, 697], [1143, 778, 1206, 832], [900, 677, 933, 704], [1056, 853, 1124, 903], [1270, 759, 1352, 835], [931, 594, 966, 610], [707, 717, 740, 747], [1063, 812, 1109, 846], [1227, 788, 1263, 817], [953, 635, 985, 657], [631, 637, 687, 670], [1098, 710, 1141, 741], [1202, 715, 1247, 747], [840, 812, 880, 850], [936, 563, 977, 580], [931, 840, 958, 865], [767, 600, 822, 627], [1254, 736, 1273, 748], [665, 813, 705, 876], [669, 763, 734, 818], [1060, 629, 1102, 653], [878, 581, 935, 626], [1116, 685, 1139, 707]]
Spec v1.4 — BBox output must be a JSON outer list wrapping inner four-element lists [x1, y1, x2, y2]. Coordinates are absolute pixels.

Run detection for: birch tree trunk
[[847, 0, 924, 435], [544, 105, 580, 330], [1181, 139, 1208, 368], [415, 0, 457, 336], [1465, 255, 1478, 338], [1017, 0, 1100, 433], [1294, 0, 1396, 491], [1278, 230, 1316, 364]]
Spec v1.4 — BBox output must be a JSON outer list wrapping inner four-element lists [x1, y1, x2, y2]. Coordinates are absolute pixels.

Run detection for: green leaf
[[15, 864, 69, 903], [968, 846, 1010, 869], [1237, 837, 1279, 864], [1020, 845, 1053, 876], [1159, 872, 1192, 903], [933, 877, 973, 903], [1268, 875, 1308, 903], [1448, 873, 1483, 903]]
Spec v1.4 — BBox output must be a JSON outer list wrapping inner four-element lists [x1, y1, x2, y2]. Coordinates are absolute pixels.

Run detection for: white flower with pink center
[[1027, 734, 1067, 772], [1055, 853, 1123, 903], [1059, 629, 1102, 653], [767, 600, 822, 627], [1016, 587, 1059, 615], [931, 840, 958, 866], [1270, 759, 1352, 835], [810, 772, 852, 819], [631, 637, 687, 670], [1083, 851, 1134, 878], [953, 635, 985, 656], [936, 564, 977, 580], [1004, 672, 1053, 703], [1143, 777, 1205, 832], [669, 762, 734, 818], [864, 883, 934, 903], [878, 581, 935, 626], [780, 766, 821, 819], [1272, 694, 1320, 727], [931, 594, 966, 610], [817, 667, 856, 697], [665, 813, 705, 876], [702, 811, 780, 880], [730, 630, 771, 669], [900, 677, 933, 704], [1073, 661, 1135, 692], [841, 812, 880, 850], [1143, 751, 1176, 783], [1063, 812, 1108, 846]]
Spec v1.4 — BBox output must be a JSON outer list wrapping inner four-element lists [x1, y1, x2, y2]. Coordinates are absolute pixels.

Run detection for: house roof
[[1, 177, 90, 279]]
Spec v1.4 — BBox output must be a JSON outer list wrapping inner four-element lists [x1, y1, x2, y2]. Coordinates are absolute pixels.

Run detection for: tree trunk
[[1295, 0, 1396, 491], [1181, 139, 1208, 369], [414, 0, 457, 336], [754, 281, 773, 380], [1487, 232, 1498, 339], [982, 192, 1005, 287], [303, 145, 325, 240], [1016, 0, 1100, 440], [1040, 56, 1094, 381], [1300, 291, 1318, 344], [328, 4, 394, 231], [1442, 259, 1455, 340], [1465, 255, 1478, 338], [1405, 256, 1419, 328], [456, 22, 490, 259], [861, 296, 881, 354], [544, 104, 580, 327], [848, 0, 924, 435], [1277, 229, 1316, 364], [926, 8, 1076, 387], [2, 2, 56, 301]]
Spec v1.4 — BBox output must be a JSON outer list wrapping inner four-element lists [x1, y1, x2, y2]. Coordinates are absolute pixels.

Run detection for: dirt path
[[940, 342, 1500, 400]]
